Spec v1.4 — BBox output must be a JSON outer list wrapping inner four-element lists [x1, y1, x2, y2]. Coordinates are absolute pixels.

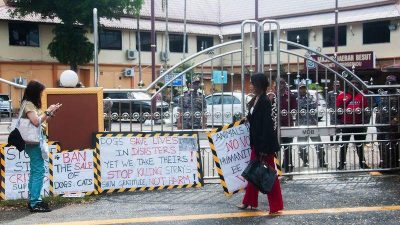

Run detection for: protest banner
[[50, 149, 95, 196], [94, 132, 203, 193], [0, 144, 57, 200], [207, 120, 251, 196]]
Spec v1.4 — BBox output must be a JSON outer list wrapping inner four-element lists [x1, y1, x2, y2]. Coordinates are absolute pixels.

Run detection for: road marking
[[40, 205, 400, 225], [370, 171, 382, 176]]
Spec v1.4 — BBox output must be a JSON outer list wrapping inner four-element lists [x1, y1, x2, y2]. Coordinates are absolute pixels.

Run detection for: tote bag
[[241, 159, 277, 194], [11, 101, 40, 144]]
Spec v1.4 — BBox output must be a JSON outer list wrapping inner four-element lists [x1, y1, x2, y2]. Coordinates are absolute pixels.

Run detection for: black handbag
[[241, 158, 277, 194], [7, 128, 26, 152]]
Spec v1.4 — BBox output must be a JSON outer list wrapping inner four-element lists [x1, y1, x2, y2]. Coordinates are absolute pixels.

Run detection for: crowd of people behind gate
[[278, 75, 400, 172]]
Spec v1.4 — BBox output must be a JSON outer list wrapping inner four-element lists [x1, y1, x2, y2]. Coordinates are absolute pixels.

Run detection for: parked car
[[291, 89, 327, 121], [0, 94, 12, 117], [172, 92, 251, 126], [205, 92, 252, 126], [103, 92, 169, 123]]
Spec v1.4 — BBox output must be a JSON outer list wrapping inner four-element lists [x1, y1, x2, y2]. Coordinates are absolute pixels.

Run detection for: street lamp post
[[334, 0, 339, 56]]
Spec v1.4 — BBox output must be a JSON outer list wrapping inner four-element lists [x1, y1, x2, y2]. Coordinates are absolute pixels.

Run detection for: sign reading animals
[[207, 121, 251, 195], [95, 132, 203, 192], [51, 149, 95, 195]]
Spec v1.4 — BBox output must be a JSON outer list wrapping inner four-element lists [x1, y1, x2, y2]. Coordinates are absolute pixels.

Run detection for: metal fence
[[1, 20, 399, 181]]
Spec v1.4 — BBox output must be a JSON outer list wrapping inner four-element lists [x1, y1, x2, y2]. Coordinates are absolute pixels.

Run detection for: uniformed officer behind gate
[[375, 75, 400, 168], [326, 80, 342, 144], [177, 75, 207, 129], [296, 82, 326, 168]]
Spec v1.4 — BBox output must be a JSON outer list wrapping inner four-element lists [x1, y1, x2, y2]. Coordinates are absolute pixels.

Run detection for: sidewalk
[[2, 172, 400, 225]]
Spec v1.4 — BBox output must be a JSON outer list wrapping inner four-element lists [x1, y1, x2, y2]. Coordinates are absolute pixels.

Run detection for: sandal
[[236, 204, 256, 210]]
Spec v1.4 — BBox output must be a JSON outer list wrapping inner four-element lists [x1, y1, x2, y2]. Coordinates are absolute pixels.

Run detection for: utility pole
[[151, 0, 156, 81], [182, 0, 187, 59], [255, 0, 259, 72], [334, 0, 339, 56]]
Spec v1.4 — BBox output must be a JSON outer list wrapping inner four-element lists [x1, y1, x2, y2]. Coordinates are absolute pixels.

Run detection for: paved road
[[2, 172, 399, 225]]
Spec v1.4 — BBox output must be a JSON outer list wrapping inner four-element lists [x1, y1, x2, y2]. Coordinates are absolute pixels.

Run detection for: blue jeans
[[25, 144, 44, 207]]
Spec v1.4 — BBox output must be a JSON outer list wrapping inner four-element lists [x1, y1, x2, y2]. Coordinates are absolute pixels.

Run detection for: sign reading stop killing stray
[[95, 132, 202, 192], [207, 121, 251, 195]]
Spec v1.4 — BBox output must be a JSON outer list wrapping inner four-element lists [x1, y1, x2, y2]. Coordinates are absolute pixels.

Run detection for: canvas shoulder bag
[[11, 101, 40, 144]]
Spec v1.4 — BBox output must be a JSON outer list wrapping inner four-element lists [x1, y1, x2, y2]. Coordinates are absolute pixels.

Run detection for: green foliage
[[174, 62, 195, 85], [308, 83, 323, 91], [48, 26, 94, 72], [11, 0, 144, 71]]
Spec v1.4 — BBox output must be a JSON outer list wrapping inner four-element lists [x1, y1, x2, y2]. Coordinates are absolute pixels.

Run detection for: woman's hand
[[46, 103, 62, 115]]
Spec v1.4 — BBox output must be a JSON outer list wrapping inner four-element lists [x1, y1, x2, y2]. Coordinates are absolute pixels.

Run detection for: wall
[[0, 19, 399, 96]]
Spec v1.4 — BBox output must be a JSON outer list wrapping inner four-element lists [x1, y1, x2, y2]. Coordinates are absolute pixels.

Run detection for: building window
[[169, 34, 188, 53], [136, 31, 155, 52], [9, 22, 39, 47], [228, 35, 241, 40], [197, 36, 214, 52], [287, 29, 309, 50], [264, 32, 274, 51], [99, 29, 122, 50], [363, 20, 390, 44], [323, 25, 347, 47]]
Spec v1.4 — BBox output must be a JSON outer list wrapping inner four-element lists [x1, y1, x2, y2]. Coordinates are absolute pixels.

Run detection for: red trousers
[[242, 147, 284, 213]]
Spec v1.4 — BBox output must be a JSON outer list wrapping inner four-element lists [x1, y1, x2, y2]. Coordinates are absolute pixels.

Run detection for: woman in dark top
[[237, 73, 284, 214]]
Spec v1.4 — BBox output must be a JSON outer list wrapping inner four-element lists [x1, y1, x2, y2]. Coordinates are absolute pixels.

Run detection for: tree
[[11, 0, 144, 71]]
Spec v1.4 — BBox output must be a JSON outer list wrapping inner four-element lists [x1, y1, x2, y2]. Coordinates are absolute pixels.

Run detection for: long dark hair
[[23, 80, 45, 108], [247, 73, 269, 109]]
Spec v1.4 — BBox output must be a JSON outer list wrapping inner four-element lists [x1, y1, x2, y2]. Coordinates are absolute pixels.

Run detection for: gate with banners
[[1, 20, 399, 179]]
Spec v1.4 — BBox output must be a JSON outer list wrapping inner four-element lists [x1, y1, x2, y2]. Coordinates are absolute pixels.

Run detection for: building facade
[[0, 0, 399, 103]]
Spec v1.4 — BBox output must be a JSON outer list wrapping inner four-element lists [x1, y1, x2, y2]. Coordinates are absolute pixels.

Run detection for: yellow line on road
[[369, 171, 382, 176], [41, 205, 400, 225]]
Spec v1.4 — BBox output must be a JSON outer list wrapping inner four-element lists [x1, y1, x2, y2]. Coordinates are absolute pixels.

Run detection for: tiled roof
[[0, 1, 399, 36], [220, 0, 394, 23], [221, 4, 400, 35], [100, 17, 221, 35]]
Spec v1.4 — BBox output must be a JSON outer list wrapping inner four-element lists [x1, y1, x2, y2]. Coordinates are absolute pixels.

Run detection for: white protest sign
[[2, 145, 56, 200], [52, 149, 94, 195], [97, 133, 201, 190], [208, 122, 251, 195]]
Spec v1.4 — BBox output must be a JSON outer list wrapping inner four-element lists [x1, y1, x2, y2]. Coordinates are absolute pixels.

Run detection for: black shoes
[[30, 202, 52, 213], [360, 163, 370, 169], [337, 164, 345, 170]]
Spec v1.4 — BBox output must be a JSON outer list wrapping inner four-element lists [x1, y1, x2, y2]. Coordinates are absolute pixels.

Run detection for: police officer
[[326, 80, 342, 144], [178, 75, 207, 129], [297, 82, 326, 168], [279, 79, 297, 172], [375, 75, 400, 168]]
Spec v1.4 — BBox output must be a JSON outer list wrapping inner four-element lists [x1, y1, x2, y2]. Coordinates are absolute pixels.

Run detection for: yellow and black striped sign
[[207, 120, 282, 196], [47, 141, 59, 196], [94, 132, 203, 194], [207, 120, 245, 196], [0, 144, 5, 200], [48, 143, 97, 196]]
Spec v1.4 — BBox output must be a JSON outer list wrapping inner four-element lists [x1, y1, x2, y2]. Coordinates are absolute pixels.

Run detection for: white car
[[291, 89, 327, 121], [172, 92, 251, 126], [205, 92, 251, 126]]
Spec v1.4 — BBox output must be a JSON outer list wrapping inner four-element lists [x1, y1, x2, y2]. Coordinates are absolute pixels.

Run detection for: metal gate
[[1, 20, 399, 179]]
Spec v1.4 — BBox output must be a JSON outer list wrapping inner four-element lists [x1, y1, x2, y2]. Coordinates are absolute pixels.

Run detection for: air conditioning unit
[[123, 68, 134, 77], [126, 49, 137, 60], [160, 51, 169, 62], [14, 77, 27, 85]]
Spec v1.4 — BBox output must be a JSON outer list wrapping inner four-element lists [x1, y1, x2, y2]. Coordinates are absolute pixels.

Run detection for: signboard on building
[[164, 73, 186, 87], [212, 71, 228, 84], [304, 51, 375, 70]]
